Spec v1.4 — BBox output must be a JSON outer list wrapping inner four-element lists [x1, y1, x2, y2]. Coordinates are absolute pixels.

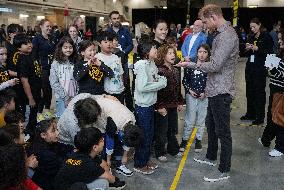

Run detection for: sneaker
[[157, 156, 167, 162], [133, 166, 154, 175], [176, 152, 183, 157], [195, 139, 202, 153], [115, 165, 133, 177], [147, 160, 158, 170], [269, 149, 284, 157], [193, 156, 217, 166], [109, 177, 126, 190], [204, 169, 230, 182], [179, 139, 187, 152], [251, 119, 264, 126]]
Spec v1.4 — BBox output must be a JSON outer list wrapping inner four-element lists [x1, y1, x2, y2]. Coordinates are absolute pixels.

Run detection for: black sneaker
[[194, 139, 202, 153], [240, 115, 255, 121], [251, 119, 264, 126], [179, 139, 187, 152], [109, 177, 126, 190]]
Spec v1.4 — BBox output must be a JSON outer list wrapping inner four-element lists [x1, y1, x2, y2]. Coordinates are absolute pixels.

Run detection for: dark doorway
[[85, 16, 97, 40]]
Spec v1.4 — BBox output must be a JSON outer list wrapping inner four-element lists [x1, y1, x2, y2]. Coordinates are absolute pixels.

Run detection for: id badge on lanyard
[[250, 40, 257, 63]]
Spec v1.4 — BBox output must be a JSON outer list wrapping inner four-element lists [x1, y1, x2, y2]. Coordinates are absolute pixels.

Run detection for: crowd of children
[[5, 12, 284, 188], [0, 17, 216, 189]]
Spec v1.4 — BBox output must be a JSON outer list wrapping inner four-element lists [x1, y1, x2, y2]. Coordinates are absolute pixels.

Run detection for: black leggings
[[38, 69, 52, 112]]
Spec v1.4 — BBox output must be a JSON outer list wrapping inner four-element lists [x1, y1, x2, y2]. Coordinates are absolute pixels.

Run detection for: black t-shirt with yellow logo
[[6, 42, 20, 73], [54, 153, 105, 189], [17, 54, 42, 100], [0, 64, 9, 84], [73, 59, 114, 95]]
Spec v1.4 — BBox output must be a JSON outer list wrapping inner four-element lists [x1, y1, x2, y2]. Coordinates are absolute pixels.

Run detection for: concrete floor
[[117, 58, 284, 190]]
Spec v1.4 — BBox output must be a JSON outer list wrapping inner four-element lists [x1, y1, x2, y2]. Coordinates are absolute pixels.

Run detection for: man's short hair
[[4, 111, 24, 124], [124, 123, 143, 148], [109, 10, 120, 18], [74, 127, 103, 154], [96, 31, 114, 43], [74, 98, 102, 128], [0, 89, 16, 109], [7, 24, 23, 35], [199, 4, 223, 19], [13, 33, 31, 49]]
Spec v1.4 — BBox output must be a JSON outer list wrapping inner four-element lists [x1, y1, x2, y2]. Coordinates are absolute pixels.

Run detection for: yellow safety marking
[[169, 128, 197, 190]]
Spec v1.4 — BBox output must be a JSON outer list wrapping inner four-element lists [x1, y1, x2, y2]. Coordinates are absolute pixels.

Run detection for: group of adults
[[176, 3, 284, 181]]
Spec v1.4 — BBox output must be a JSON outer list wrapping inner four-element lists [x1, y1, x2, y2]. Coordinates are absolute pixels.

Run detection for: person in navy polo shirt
[[107, 11, 134, 111]]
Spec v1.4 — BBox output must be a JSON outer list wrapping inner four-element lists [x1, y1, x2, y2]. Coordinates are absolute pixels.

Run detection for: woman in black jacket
[[259, 29, 284, 157], [240, 18, 273, 125]]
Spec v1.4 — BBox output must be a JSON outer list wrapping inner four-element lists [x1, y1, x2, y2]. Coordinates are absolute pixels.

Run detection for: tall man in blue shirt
[[107, 11, 134, 111]]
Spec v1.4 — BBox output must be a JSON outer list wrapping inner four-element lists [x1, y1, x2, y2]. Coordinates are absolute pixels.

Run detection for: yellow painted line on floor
[[169, 128, 197, 190]]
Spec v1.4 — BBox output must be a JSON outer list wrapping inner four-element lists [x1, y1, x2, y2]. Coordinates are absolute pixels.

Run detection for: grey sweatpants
[[183, 94, 208, 141], [87, 178, 109, 190]]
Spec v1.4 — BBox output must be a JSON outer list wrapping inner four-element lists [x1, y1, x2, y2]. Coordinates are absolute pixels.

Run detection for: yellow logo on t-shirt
[[89, 65, 104, 82], [0, 70, 9, 83], [66, 158, 82, 166], [34, 60, 41, 78], [12, 51, 20, 65]]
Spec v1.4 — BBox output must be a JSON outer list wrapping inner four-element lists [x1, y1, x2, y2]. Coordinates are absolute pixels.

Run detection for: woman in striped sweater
[[259, 29, 284, 157]]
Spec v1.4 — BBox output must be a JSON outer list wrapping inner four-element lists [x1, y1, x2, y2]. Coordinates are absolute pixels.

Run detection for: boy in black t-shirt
[[55, 127, 126, 190], [5, 24, 25, 114], [14, 33, 42, 136]]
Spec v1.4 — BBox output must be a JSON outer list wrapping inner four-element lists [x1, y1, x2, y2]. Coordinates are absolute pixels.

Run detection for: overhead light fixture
[[80, 15, 85, 18], [19, 14, 29, 18], [113, 0, 117, 2], [0, 7, 13, 13], [162, 6, 167, 9], [248, 5, 258, 8], [36, 15, 45, 20]]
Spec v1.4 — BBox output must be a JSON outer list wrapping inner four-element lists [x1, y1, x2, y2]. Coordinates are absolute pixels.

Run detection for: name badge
[[250, 55, 255, 63]]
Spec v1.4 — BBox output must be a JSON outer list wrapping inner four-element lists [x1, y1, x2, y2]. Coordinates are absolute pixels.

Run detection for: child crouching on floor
[[54, 127, 126, 190], [26, 117, 74, 190]]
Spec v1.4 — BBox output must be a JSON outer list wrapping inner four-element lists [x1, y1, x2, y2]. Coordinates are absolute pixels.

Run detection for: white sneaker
[[258, 138, 263, 146], [157, 156, 167, 162], [176, 152, 183, 157], [193, 156, 217, 166], [115, 165, 133, 177], [269, 149, 284, 157], [204, 169, 230, 182]]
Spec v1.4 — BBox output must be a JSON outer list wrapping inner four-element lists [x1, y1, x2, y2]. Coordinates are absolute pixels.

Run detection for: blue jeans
[[134, 105, 154, 168], [105, 131, 129, 155], [55, 98, 66, 118]]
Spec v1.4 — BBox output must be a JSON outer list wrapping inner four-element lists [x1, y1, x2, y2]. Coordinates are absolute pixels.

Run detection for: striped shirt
[[270, 61, 284, 88]]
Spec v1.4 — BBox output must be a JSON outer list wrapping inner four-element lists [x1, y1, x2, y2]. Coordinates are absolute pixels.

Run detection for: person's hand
[[174, 61, 190, 67], [158, 108, 167, 116], [103, 94, 119, 101], [189, 89, 198, 98], [90, 57, 101, 67], [26, 154, 38, 169], [184, 56, 190, 62], [29, 98, 36, 108], [107, 159, 111, 167], [199, 93, 205, 100], [251, 45, 258, 51], [177, 105, 184, 112], [8, 78, 19, 86]]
